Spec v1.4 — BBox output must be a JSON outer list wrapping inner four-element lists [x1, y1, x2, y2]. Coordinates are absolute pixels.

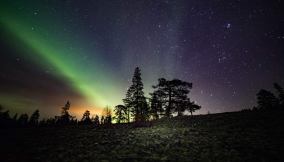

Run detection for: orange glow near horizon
[[70, 105, 105, 119]]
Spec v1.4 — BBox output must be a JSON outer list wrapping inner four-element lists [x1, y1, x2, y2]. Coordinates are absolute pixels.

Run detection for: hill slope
[[1, 110, 284, 161]]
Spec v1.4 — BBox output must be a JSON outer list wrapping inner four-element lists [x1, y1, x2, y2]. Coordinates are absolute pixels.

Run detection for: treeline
[[113, 67, 201, 123], [0, 106, 41, 128], [0, 101, 113, 128]]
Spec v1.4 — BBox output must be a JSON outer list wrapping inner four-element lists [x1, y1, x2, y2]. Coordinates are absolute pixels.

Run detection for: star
[[226, 23, 231, 29]]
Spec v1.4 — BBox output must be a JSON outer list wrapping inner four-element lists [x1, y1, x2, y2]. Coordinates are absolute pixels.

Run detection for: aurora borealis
[[1, 0, 284, 118]]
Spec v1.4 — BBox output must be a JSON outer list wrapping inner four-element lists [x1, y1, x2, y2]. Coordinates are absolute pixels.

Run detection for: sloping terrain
[[1, 110, 284, 161]]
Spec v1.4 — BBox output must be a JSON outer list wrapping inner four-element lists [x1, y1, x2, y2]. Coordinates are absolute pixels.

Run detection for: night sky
[[0, 0, 283, 118]]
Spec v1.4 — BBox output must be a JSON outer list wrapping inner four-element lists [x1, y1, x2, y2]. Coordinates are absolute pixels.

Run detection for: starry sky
[[0, 0, 283, 118]]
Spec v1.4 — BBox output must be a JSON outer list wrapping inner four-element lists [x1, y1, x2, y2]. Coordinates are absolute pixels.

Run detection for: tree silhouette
[[256, 89, 279, 110], [273, 83, 284, 107], [0, 107, 10, 119], [29, 109, 40, 126], [0, 106, 13, 127], [0, 106, 10, 120], [101, 116, 105, 125], [60, 101, 72, 124], [122, 67, 148, 122], [174, 100, 187, 116], [81, 110, 92, 124], [149, 92, 163, 120], [113, 105, 127, 123], [123, 87, 133, 123], [102, 106, 112, 125], [130, 67, 148, 121], [138, 97, 149, 122], [18, 113, 29, 126], [12, 113, 18, 121], [153, 78, 192, 117], [185, 100, 201, 115], [93, 115, 100, 126]]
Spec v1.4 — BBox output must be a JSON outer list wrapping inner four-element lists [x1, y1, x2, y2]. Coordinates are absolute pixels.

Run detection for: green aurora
[[0, 1, 125, 115]]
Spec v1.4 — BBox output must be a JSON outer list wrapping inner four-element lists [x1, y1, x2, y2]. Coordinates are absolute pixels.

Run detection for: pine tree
[[18, 113, 29, 126], [0, 106, 12, 127], [81, 110, 92, 124], [113, 105, 127, 123], [102, 106, 112, 125], [93, 115, 100, 126], [128, 67, 148, 122], [60, 101, 71, 124], [101, 116, 105, 125], [29, 109, 40, 126]]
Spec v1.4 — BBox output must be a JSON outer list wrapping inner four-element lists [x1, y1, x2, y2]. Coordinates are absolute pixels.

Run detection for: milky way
[[0, 0, 283, 117]]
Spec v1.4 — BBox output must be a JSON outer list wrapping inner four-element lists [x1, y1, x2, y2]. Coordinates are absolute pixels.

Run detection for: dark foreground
[[1, 110, 284, 162]]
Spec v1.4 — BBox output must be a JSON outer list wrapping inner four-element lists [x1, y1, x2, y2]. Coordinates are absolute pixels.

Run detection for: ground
[[1, 110, 284, 161]]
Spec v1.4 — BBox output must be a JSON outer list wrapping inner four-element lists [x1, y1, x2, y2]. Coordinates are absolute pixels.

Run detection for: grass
[[1, 109, 284, 161]]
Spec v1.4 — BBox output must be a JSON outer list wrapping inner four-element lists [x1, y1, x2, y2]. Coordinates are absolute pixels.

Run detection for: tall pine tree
[[124, 67, 148, 122]]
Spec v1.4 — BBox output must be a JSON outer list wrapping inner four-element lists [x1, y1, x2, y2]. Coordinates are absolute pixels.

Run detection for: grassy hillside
[[1, 109, 284, 161]]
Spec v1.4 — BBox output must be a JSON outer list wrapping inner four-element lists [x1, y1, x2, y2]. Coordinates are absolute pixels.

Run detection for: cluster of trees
[[0, 106, 40, 128], [1, 67, 200, 127], [0, 101, 112, 128], [57, 102, 112, 126], [113, 67, 201, 123], [255, 83, 284, 110]]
